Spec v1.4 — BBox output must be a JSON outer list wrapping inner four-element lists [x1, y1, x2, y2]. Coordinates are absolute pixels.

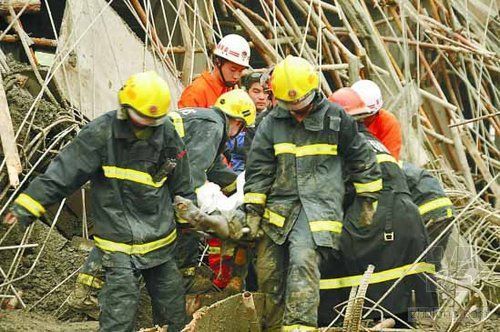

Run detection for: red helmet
[[328, 88, 371, 120]]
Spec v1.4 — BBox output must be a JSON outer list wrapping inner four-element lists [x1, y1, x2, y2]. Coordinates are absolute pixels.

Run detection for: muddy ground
[[0, 220, 154, 330]]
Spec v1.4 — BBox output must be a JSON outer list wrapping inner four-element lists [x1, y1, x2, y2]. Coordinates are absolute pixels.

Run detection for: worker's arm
[[338, 110, 382, 200], [243, 116, 276, 210], [10, 117, 107, 225], [207, 154, 237, 195], [165, 121, 195, 200], [184, 120, 224, 190]]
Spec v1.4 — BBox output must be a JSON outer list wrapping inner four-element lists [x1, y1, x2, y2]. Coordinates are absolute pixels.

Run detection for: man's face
[[220, 61, 246, 86], [228, 118, 245, 137], [247, 82, 270, 112]]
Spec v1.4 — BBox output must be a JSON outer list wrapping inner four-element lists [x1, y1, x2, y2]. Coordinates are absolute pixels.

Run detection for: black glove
[[358, 197, 376, 227]]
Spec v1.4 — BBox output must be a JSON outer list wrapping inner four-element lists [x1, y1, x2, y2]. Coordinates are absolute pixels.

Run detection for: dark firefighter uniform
[[12, 111, 192, 331], [403, 162, 455, 271], [319, 128, 438, 326], [168, 107, 239, 289], [244, 95, 382, 330]]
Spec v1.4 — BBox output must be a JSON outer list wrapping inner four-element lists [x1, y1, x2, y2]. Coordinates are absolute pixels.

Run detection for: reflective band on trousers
[[419, 197, 453, 216], [94, 228, 177, 255], [320, 262, 436, 290], [102, 166, 167, 188], [282, 325, 316, 331], [77, 273, 104, 289], [14, 193, 46, 217], [353, 179, 383, 194], [274, 143, 338, 157], [168, 112, 185, 137], [244, 192, 267, 205], [263, 208, 285, 227], [309, 220, 342, 233]]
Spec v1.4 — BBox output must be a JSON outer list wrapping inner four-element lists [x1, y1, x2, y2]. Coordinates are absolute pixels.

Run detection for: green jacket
[[403, 162, 454, 222], [13, 111, 193, 268], [244, 95, 382, 248], [168, 107, 237, 193]]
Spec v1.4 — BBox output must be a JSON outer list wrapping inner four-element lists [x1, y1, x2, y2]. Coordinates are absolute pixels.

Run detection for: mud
[[0, 310, 98, 332], [0, 221, 87, 315]]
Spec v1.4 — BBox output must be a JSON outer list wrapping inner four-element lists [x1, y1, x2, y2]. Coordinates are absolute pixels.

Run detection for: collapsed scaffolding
[[0, 0, 498, 330]]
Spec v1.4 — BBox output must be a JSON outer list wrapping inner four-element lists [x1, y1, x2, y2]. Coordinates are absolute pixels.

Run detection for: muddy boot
[[67, 283, 100, 319]]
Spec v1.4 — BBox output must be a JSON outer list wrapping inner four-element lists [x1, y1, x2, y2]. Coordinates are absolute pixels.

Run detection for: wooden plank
[[0, 0, 40, 15], [0, 74, 22, 188]]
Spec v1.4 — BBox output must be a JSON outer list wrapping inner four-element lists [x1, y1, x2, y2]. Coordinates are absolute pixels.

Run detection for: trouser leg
[[283, 208, 320, 330], [255, 234, 286, 331], [142, 257, 187, 332], [99, 266, 141, 332], [175, 230, 202, 292]]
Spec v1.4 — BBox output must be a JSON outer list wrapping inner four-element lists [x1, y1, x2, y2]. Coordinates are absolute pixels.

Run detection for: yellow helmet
[[271, 55, 319, 110], [118, 71, 171, 119], [214, 89, 256, 126]]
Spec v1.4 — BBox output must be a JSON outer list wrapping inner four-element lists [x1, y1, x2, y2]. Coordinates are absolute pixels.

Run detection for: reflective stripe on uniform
[[168, 112, 185, 137], [14, 193, 46, 217], [274, 143, 338, 157], [263, 208, 285, 227], [222, 180, 237, 194], [353, 179, 383, 194], [94, 228, 177, 255], [309, 220, 342, 233], [102, 166, 167, 188], [376, 154, 400, 167], [418, 197, 453, 216], [208, 246, 221, 254], [76, 273, 104, 289], [282, 325, 316, 331], [244, 192, 267, 205], [320, 262, 436, 290]]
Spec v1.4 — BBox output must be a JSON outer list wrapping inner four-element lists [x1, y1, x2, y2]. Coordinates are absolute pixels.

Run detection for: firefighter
[[169, 89, 256, 291], [178, 34, 251, 108], [403, 162, 455, 271], [321, 88, 437, 327], [3, 72, 193, 332], [351, 79, 402, 159], [226, 71, 271, 173], [244, 56, 382, 330]]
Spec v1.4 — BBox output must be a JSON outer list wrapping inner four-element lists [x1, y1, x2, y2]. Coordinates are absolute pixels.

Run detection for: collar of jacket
[[112, 113, 164, 150], [272, 93, 330, 131]]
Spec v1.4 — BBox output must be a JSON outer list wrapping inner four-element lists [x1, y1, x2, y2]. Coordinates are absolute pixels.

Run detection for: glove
[[4, 205, 36, 230], [358, 197, 376, 227], [245, 212, 262, 239]]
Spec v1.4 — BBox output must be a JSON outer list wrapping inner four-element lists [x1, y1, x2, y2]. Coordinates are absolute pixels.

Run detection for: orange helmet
[[328, 88, 371, 120]]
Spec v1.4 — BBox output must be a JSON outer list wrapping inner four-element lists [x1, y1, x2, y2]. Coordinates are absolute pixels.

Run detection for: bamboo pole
[[0, 74, 22, 187], [0, 0, 40, 14]]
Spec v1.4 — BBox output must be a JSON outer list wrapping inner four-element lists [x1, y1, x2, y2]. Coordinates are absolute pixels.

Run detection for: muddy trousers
[[256, 209, 321, 331], [99, 257, 187, 332]]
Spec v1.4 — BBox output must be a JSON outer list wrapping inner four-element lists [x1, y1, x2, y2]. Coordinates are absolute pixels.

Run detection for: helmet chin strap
[[216, 58, 236, 88]]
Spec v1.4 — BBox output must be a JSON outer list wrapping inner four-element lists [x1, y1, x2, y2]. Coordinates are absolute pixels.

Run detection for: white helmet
[[213, 34, 251, 68], [351, 79, 383, 114]]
